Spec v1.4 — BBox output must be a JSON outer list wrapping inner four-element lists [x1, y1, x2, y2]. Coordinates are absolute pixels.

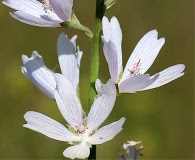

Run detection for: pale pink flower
[[22, 33, 82, 98], [23, 74, 125, 159], [2, 0, 73, 27], [102, 16, 185, 93]]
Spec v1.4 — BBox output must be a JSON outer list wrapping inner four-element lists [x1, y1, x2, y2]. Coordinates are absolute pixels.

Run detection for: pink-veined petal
[[3, 0, 62, 27], [122, 30, 165, 81], [23, 111, 78, 142], [49, 0, 73, 21], [90, 117, 125, 145], [54, 73, 83, 129], [87, 79, 116, 131], [139, 64, 185, 91], [57, 33, 82, 91], [119, 74, 159, 93], [102, 16, 122, 83], [3, 0, 45, 15], [102, 40, 119, 83], [21, 51, 56, 98], [63, 144, 90, 159], [10, 11, 61, 27], [102, 16, 122, 54]]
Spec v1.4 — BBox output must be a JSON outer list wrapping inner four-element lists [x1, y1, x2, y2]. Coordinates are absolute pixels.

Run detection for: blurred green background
[[0, 0, 194, 159]]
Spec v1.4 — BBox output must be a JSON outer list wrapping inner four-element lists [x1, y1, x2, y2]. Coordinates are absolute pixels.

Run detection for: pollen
[[75, 123, 86, 134], [128, 59, 141, 77]]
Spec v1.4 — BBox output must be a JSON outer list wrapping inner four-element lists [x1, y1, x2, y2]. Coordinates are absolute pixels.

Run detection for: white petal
[[70, 35, 77, 48], [49, 0, 73, 21], [102, 40, 119, 82], [10, 11, 61, 27], [119, 74, 159, 93], [3, 0, 62, 26], [63, 144, 90, 159], [90, 117, 125, 144], [21, 51, 56, 98], [75, 47, 83, 89], [122, 30, 165, 81], [23, 111, 78, 142], [102, 16, 111, 42], [87, 79, 116, 131], [102, 16, 122, 83], [102, 16, 122, 54], [57, 33, 82, 91], [3, 0, 46, 15], [140, 64, 185, 91], [54, 73, 83, 129]]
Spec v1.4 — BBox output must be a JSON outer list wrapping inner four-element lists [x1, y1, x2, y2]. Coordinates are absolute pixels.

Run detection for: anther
[[42, 0, 53, 12]]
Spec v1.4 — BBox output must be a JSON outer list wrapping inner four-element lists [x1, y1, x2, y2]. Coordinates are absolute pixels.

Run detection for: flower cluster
[[2, 0, 185, 159], [21, 33, 125, 159]]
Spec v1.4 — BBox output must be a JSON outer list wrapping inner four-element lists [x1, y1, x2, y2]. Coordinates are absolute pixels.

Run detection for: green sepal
[[60, 9, 93, 38]]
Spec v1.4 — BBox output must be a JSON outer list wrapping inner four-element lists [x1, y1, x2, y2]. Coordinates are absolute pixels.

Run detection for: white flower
[[23, 73, 125, 159], [21, 33, 82, 98], [102, 16, 185, 93], [2, 0, 73, 27]]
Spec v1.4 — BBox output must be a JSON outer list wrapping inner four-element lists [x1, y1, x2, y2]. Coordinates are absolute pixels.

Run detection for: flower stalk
[[88, 0, 105, 159], [61, 12, 93, 38]]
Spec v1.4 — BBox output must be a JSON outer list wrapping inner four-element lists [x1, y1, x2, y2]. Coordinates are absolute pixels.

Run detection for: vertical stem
[[88, 0, 105, 159]]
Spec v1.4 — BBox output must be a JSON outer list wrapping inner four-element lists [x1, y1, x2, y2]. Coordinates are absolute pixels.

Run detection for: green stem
[[88, 0, 105, 159]]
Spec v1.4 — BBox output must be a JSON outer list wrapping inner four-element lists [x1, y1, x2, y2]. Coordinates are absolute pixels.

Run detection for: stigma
[[128, 59, 141, 77]]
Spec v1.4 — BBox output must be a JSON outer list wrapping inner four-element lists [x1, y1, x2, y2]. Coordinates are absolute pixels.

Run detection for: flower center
[[75, 122, 86, 134], [71, 118, 87, 134], [128, 59, 141, 77], [69, 118, 93, 147], [42, 0, 53, 12]]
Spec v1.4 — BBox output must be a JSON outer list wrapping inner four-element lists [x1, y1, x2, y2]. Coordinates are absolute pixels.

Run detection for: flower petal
[[49, 0, 73, 21], [102, 40, 119, 82], [3, 0, 45, 15], [21, 51, 56, 98], [10, 11, 61, 27], [119, 74, 159, 93], [54, 73, 83, 129], [87, 79, 116, 131], [102, 16, 122, 54], [57, 33, 82, 91], [63, 144, 90, 159], [90, 117, 125, 145], [139, 64, 185, 91], [102, 16, 122, 83], [23, 111, 78, 142], [122, 30, 165, 81], [3, 0, 62, 27]]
